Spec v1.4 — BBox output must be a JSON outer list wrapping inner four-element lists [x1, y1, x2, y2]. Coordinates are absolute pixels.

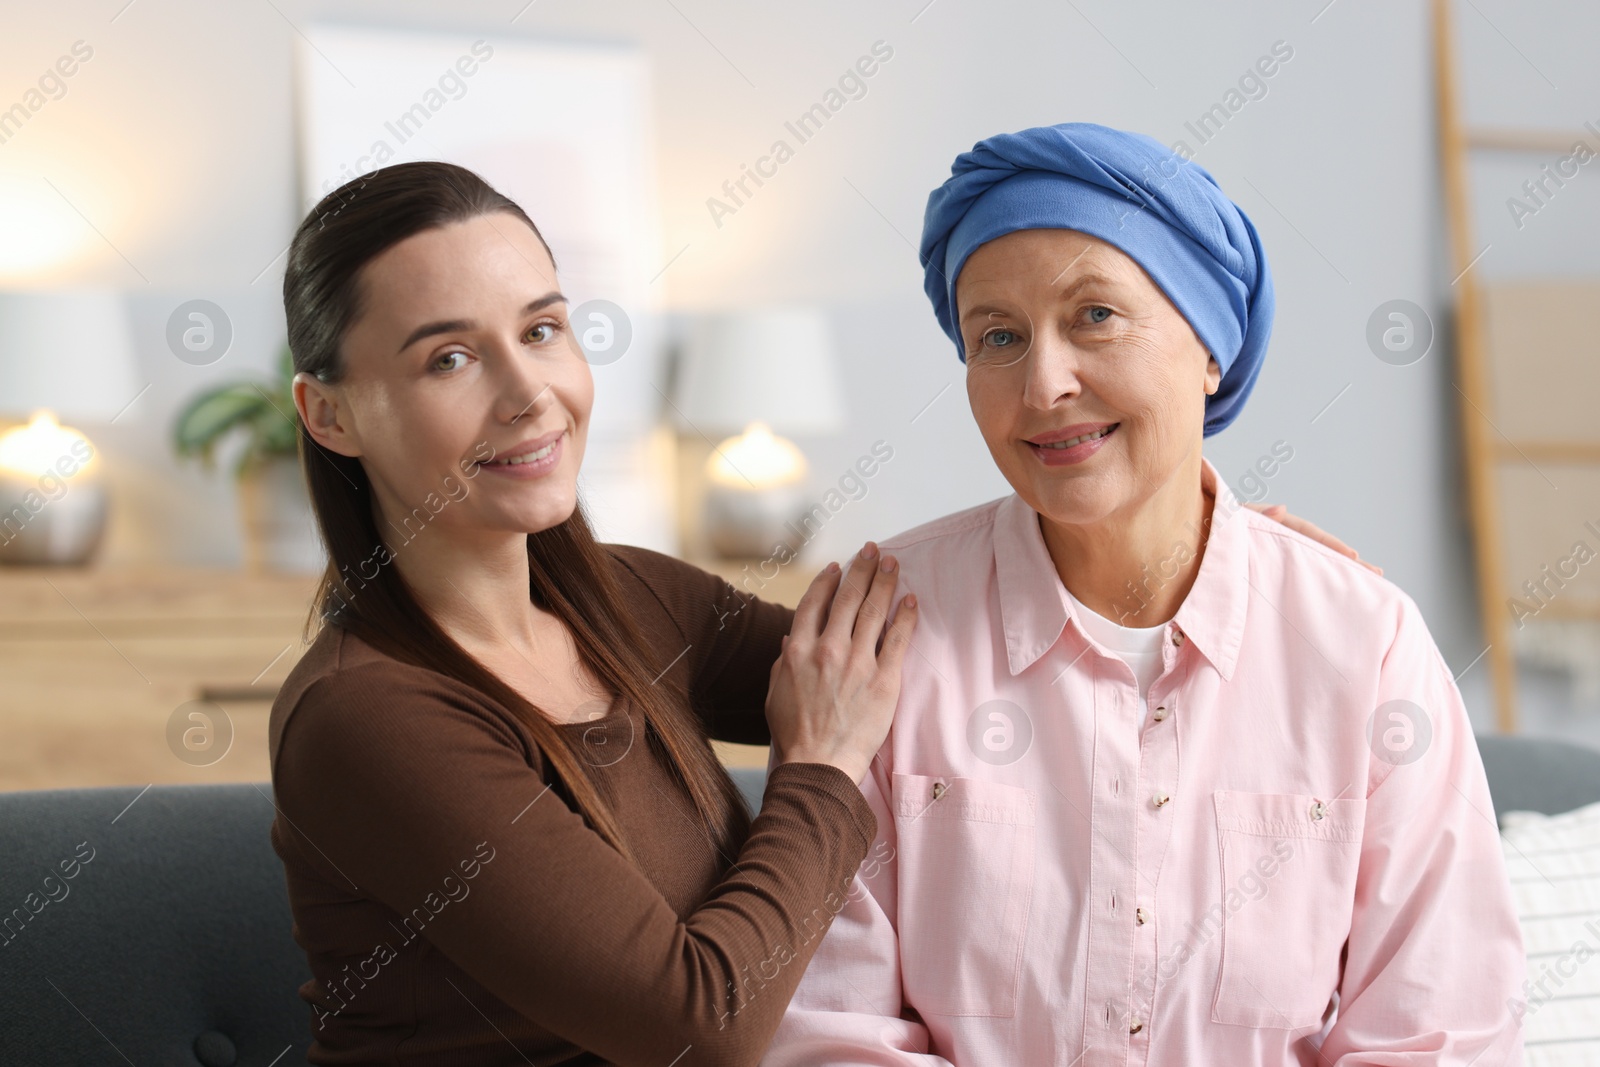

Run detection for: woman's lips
[[477, 431, 565, 480], [1026, 423, 1118, 466]]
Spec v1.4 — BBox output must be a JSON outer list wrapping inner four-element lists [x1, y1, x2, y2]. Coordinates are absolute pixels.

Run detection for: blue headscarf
[[919, 122, 1273, 437]]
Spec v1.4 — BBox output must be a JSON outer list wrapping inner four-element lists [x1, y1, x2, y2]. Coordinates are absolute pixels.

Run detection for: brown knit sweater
[[267, 544, 878, 1066]]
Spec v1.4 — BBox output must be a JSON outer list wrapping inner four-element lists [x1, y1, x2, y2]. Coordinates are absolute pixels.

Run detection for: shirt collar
[[993, 454, 1250, 681]]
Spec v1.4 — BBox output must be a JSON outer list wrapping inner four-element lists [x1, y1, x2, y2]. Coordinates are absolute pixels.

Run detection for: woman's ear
[[293, 372, 363, 458], [1203, 355, 1223, 396]]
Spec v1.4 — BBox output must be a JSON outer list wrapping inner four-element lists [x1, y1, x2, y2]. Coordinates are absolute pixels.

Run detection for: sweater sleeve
[[606, 544, 796, 747], [271, 662, 877, 1067]]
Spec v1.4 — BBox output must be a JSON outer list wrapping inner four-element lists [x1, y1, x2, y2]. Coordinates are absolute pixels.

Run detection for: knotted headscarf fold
[[919, 122, 1274, 436]]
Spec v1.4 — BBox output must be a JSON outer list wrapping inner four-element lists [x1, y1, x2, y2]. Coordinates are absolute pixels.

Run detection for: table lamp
[[0, 290, 139, 565], [672, 308, 844, 559]]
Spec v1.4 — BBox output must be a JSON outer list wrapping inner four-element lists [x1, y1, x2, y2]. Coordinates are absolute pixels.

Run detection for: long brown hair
[[282, 160, 750, 864]]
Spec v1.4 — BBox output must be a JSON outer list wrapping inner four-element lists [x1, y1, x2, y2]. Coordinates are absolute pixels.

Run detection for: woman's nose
[[1021, 333, 1081, 408], [488, 339, 555, 425]]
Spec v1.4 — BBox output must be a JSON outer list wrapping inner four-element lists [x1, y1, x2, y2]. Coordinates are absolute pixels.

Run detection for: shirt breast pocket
[[891, 772, 1036, 1018], [1210, 790, 1366, 1029]]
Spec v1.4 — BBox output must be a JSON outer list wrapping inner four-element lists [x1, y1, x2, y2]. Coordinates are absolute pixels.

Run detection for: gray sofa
[[1, 745, 1594, 1064]]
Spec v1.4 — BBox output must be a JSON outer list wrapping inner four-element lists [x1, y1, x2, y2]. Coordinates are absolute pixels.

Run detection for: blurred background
[[1, 0, 1597, 791]]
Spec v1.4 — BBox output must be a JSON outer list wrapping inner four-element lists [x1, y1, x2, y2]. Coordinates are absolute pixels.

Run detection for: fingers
[[1284, 515, 1358, 560], [874, 592, 920, 680], [820, 542, 881, 648], [1251, 501, 1377, 571], [850, 552, 899, 658], [789, 561, 842, 644]]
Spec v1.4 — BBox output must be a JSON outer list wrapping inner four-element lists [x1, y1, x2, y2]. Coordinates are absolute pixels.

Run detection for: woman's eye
[[526, 322, 558, 344], [1084, 306, 1112, 324], [983, 328, 1019, 348], [433, 351, 468, 372]]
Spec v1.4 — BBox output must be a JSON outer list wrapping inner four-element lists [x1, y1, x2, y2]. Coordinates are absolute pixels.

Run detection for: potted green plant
[[173, 343, 323, 572]]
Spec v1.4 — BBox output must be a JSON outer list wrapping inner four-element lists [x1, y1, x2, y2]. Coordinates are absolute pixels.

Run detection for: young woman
[[269, 159, 1368, 1066], [268, 161, 918, 1066]]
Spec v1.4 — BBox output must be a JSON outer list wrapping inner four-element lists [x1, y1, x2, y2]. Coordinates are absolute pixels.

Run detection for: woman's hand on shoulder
[[764, 542, 919, 784], [1247, 502, 1382, 575]]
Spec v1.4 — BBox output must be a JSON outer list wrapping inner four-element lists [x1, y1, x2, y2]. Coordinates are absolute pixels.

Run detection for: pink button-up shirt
[[764, 456, 1525, 1066]]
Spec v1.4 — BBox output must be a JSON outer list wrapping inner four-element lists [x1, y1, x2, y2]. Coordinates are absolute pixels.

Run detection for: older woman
[[762, 123, 1525, 1065]]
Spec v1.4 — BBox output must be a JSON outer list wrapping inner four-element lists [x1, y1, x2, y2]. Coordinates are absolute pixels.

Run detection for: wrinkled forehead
[[954, 229, 1146, 319]]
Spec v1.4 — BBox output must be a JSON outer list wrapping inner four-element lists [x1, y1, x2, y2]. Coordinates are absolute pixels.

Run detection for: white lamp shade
[[0, 289, 140, 422], [673, 308, 844, 436]]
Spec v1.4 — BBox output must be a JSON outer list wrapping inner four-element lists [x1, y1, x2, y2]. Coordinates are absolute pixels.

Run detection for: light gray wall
[[5, 0, 1598, 729]]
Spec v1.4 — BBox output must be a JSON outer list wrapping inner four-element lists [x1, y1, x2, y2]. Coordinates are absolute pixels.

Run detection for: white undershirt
[[1062, 585, 1168, 703]]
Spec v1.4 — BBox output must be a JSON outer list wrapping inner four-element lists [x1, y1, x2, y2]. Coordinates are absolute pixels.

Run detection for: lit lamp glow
[[674, 309, 843, 559], [703, 420, 812, 558], [706, 421, 808, 489], [0, 290, 137, 565], [0, 410, 106, 563]]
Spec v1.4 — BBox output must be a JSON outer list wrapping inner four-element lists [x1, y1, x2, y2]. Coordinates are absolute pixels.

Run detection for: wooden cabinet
[[0, 566, 319, 792], [0, 556, 807, 790]]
